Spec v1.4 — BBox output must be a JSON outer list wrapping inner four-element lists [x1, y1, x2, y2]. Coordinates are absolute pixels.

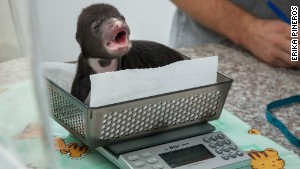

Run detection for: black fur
[[120, 40, 184, 69], [71, 3, 184, 103]]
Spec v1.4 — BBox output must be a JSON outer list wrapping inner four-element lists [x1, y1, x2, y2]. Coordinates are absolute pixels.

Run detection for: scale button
[[133, 161, 145, 167], [152, 163, 164, 169], [128, 155, 140, 161], [210, 135, 218, 141], [221, 154, 230, 160], [229, 145, 237, 151], [216, 141, 224, 147], [209, 143, 217, 148], [215, 148, 223, 154], [223, 139, 231, 145], [147, 157, 158, 164], [217, 134, 225, 139], [203, 137, 210, 143], [141, 152, 153, 158], [236, 150, 244, 156], [229, 152, 237, 158], [222, 147, 230, 152]]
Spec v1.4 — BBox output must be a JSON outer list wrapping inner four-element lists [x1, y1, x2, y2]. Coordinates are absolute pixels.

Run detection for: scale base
[[97, 128, 251, 169], [104, 122, 215, 155]]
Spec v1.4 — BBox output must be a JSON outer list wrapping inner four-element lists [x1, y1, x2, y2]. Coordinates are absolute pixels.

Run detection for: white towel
[[43, 56, 218, 107], [90, 56, 218, 107], [43, 62, 76, 92]]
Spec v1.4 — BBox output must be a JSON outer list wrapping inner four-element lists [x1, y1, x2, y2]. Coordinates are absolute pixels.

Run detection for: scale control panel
[[118, 131, 251, 169]]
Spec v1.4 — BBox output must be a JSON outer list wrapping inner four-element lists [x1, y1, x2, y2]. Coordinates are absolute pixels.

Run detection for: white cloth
[[90, 56, 218, 107], [43, 62, 77, 92], [44, 56, 218, 107]]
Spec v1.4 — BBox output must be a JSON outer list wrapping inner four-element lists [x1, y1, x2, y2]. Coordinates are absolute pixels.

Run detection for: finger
[[273, 35, 300, 68], [277, 21, 291, 39], [262, 46, 291, 68], [276, 36, 291, 54], [269, 58, 291, 68], [276, 49, 300, 68], [254, 51, 290, 68]]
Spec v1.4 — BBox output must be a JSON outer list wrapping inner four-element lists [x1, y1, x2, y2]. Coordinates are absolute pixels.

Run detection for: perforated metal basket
[[47, 72, 233, 147]]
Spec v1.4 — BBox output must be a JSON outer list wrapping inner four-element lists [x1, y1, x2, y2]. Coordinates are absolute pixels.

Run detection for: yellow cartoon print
[[14, 123, 42, 140], [0, 87, 8, 94], [248, 148, 285, 169], [54, 137, 89, 158], [248, 128, 261, 135]]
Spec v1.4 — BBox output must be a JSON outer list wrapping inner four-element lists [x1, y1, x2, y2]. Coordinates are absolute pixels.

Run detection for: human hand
[[239, 19, 299, 68]]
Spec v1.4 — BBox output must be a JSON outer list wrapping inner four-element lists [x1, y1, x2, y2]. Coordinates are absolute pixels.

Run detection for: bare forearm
[[172, 0, 298, 68], [171, 0, 256, 45]]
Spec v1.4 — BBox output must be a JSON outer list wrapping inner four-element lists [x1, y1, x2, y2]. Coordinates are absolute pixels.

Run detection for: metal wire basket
[[47, 72, 233, 147]]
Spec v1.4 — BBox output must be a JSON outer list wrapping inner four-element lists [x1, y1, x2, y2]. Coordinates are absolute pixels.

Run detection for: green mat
[[49, 109, 300, 169], [1, 80, 299, 169]]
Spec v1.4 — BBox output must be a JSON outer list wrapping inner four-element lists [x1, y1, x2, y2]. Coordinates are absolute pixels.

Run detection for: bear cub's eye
[[91, 22, 100, 30]]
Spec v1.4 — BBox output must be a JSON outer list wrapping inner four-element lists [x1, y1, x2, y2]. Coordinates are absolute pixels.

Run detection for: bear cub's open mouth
[[107, 30, 128, 47]]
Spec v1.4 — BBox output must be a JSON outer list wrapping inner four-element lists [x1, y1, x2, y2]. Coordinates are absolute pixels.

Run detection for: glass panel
[[0, 0, 55, 168]]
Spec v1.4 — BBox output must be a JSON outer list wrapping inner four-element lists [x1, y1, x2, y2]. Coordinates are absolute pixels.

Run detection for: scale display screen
[[159, 144, 215, 168]]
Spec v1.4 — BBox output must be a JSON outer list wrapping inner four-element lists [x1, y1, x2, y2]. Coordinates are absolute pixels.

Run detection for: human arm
[[171, 0, 299, 68]]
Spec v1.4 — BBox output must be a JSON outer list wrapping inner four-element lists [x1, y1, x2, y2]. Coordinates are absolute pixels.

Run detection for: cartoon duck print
[[54, 137, 89, 158], [248, 148, 285, 169], [248, 128, 261, 135], [0, 87, 8, 94], [14, 123, 42, 140]]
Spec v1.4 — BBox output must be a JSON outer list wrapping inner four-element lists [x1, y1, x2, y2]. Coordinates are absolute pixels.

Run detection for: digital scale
[[46, 72, 251, 169], [97, 123, 250, 169]]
